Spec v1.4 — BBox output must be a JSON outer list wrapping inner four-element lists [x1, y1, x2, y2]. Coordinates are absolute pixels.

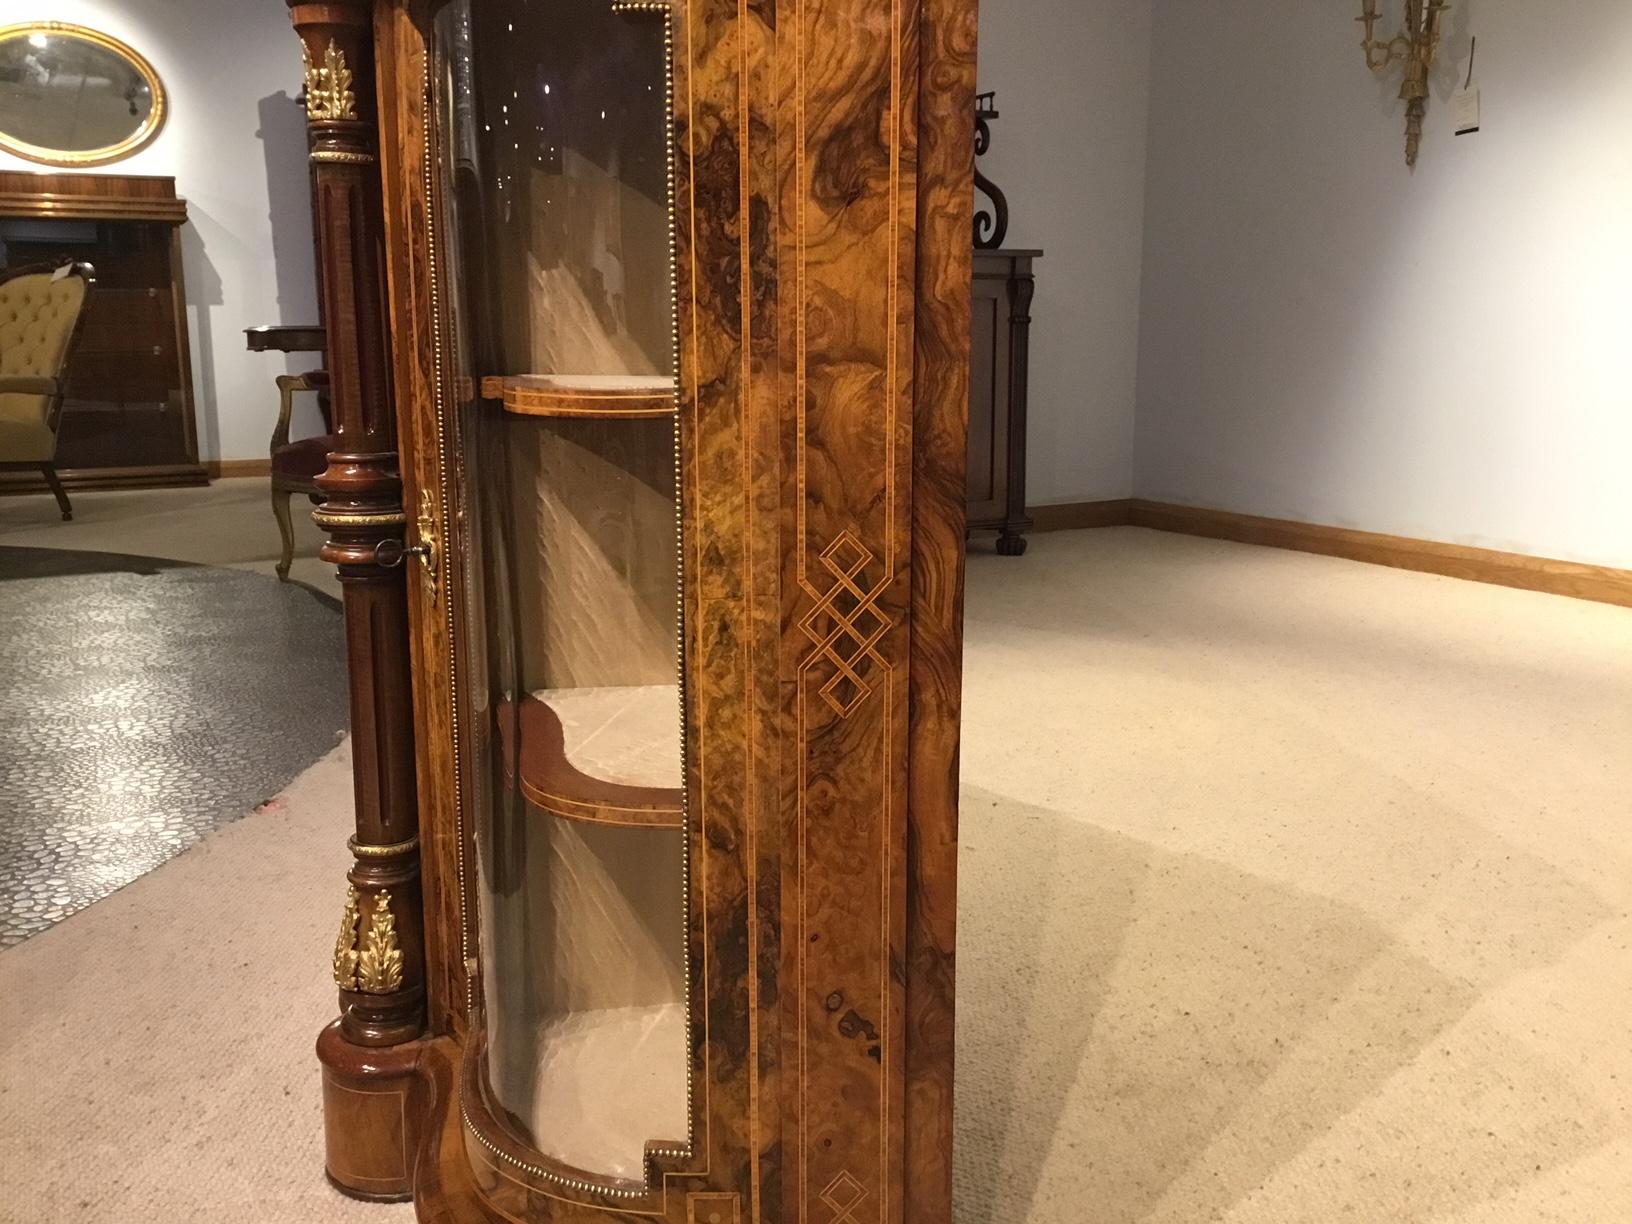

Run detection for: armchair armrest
[[0, 375, 60, 397], [272, 371, 325, 453]]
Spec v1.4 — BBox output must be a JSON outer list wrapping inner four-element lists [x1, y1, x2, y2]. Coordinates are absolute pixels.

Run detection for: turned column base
[[317, 1020, 431, 1202]]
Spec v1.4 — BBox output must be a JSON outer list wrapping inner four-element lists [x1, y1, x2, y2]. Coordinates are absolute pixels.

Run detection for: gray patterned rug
[[0, 547, 348, 945]]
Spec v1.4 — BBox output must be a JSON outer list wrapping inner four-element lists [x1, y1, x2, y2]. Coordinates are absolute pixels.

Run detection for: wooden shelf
[[481, 374, 676, 419], [497, 688, 683, 829]]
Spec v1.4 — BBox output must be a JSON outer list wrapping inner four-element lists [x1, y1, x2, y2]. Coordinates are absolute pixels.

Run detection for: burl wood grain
[[673, 0, 765, 1211], [904, 0, 978, 1217]]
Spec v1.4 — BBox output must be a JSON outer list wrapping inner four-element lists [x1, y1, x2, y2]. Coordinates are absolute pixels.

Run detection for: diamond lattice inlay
[[819, 1171, 868, 1223], [798, 532, 892, 717]]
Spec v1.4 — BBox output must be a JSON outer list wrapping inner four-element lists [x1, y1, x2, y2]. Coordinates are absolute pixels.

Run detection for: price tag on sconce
[[1452, 88, 1480, 136], [1453, 34, 1480, 137]]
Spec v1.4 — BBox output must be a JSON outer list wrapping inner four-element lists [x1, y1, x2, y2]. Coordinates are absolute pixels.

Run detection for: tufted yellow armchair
[[0, 262, 95, 520]]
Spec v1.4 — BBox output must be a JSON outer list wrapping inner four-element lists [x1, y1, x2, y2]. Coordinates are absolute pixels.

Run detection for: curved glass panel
[[433, 0, 685, 1186], [0, 24, 166, 165]]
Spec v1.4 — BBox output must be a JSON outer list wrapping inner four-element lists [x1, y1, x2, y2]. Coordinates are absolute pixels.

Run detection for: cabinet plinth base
[[413, 1036, 511, 1222], [316, 1019, 431, 1202]]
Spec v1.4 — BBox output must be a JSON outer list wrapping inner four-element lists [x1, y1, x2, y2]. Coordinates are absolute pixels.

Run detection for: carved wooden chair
[[0, 262, 95, 521], [269, 369, 335, 580]]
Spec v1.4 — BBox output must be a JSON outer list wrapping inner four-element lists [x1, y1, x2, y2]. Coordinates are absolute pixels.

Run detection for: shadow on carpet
[[953, 785, 1615, 1223]]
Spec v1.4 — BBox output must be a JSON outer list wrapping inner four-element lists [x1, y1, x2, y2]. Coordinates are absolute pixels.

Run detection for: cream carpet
[[3, 527, 1630, 1222], [0, 743, 381, 1224]]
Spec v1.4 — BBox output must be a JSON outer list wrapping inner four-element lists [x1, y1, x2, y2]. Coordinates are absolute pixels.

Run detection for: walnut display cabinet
[[286, 0, 976, 1218]]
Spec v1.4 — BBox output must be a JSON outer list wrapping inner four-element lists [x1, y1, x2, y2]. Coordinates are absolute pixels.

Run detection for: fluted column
[[286, 0, 427, 1200]]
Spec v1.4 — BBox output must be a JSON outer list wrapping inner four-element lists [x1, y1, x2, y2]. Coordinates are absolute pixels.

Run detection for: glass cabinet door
[[431, 0, 685, 1186]]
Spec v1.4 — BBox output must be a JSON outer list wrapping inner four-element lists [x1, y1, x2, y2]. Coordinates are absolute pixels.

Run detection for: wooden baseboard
[[1027, 499, 1133, 532], [1126, 500, 1632, 609], [0, 463, 208, 494], [206, 458, 272, 479]]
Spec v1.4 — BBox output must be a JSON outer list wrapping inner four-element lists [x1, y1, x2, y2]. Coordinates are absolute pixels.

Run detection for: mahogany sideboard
[[0, 172, 204, 491]]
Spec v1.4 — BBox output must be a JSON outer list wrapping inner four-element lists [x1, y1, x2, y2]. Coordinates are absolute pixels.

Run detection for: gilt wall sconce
[[1358, 0, 1449, 166]]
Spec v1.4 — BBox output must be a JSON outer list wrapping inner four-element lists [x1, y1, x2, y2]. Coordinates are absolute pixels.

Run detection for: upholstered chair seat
[[0, 264, 93, 519], [271, 432, 337, 482], [0, 382, 61, 460]]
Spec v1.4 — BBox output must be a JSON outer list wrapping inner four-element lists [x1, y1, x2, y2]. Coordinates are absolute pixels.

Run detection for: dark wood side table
[[967, 248, 1039, 555], [245, 324, 326, 356], [244, 324, 330, 439]]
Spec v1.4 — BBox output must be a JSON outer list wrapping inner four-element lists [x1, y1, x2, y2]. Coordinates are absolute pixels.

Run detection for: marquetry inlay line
[[324, 1081, 409, 1182], [734, 0, 764, 1218], [794, 0, 808, 1211], [885, 0, 902, 588], [884, 5, 904, 1217], [797, 532, 894, 718], [677, 0, 717, 1193], [687, 1191, 742, 1223]]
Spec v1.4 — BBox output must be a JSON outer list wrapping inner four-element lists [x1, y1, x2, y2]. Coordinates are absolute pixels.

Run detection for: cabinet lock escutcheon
[[373, 538, 432, 566], [372, 490, 441, 605]]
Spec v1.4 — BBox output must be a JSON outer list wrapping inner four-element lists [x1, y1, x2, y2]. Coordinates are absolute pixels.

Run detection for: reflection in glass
[[433, 0, 685, 1186], [0, 25, 163, 163]]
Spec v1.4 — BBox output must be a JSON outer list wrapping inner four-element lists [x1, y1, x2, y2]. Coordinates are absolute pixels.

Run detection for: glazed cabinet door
[[427, 0, 692, 1194], [373, 0, 976, 1216]]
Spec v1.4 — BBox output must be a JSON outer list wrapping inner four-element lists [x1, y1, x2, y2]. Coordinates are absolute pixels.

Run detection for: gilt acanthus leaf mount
[[303, 39, 357, 122]]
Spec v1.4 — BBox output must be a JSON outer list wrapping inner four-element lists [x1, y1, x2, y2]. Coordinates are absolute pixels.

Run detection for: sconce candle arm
[[1356, 0, 1450, 166]]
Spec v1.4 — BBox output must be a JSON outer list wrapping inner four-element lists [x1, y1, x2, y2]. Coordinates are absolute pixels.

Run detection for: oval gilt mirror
[[0, 22, 166, 166]]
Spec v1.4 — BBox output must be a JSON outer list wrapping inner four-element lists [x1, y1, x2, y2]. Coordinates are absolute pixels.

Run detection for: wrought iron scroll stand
[[974, 91, 1008, 250]]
